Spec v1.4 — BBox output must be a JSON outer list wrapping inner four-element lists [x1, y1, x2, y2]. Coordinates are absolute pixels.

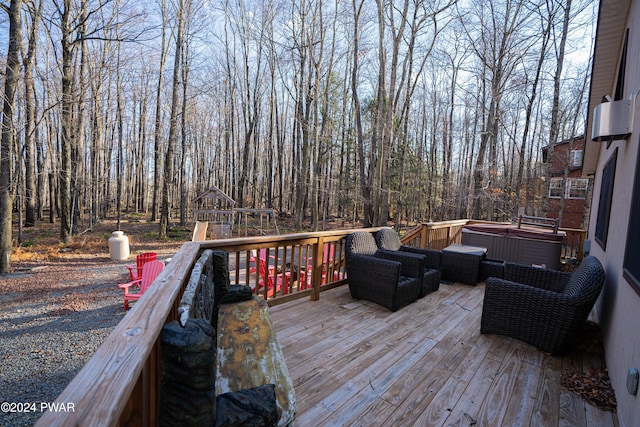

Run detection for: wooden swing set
[[191, 186, 278, 240]]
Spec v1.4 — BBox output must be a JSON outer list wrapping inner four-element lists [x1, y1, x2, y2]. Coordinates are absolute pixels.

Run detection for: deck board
[[269, 282, 619, 427]]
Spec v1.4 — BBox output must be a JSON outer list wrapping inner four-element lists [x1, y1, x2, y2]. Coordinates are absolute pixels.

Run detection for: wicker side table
[[441, 244, 487, 285]]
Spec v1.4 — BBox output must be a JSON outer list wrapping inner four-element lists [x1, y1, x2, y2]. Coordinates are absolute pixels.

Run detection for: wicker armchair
[[375, 228, 441, 297], [481, 256, 605, 354], [345, 232, 423, 311]]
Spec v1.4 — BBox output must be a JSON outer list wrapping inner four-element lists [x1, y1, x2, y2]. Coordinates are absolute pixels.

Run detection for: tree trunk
[[22, 0, 42, 228], [293, 9, 311, 229], [152, 0, 169, 223], [116, 43, 124, 231], [542, 0, 571, 214], [0, 0, 22, 273], [351, 0, 371, 227], [515, 9, 551, 219], [59, 0, 74, 243], [547, 0, 572, 223], [160, 0, 186, 238], [179, 40, 191, 227]]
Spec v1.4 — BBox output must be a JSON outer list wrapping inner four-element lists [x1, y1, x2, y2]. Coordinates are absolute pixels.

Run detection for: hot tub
[[461, 223, 565, 269]]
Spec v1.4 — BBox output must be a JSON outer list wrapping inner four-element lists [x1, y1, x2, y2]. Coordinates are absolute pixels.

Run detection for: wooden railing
[[401, 219, 469, 250], [37, 220, 586, 426], [558, 227, 587, 262], [402, 220, 586, 263], [35, 227, 384, 426]]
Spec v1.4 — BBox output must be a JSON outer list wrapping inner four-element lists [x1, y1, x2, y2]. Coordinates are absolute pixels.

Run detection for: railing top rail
[[36, 242, 201, 427], [423, 219, 472, 228], [400, 225, 423, 242], [196, 227, 388, 249], [558, 227, 587, 234]]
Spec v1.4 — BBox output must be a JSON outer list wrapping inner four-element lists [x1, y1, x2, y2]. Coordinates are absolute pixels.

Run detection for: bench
[[216, 297, 296, 425], [518, 214, 560, 233], [161, 249, 296, 426]]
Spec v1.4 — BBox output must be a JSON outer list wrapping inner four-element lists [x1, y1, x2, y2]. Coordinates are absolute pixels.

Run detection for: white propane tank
[[109, 230, 130, 260]]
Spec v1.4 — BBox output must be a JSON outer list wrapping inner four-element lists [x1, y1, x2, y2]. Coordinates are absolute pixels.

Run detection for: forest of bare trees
[[0, 0, 596, 273]]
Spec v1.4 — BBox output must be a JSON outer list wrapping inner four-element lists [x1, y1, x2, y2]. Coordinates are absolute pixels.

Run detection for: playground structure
[[191, 186, 278, 239]]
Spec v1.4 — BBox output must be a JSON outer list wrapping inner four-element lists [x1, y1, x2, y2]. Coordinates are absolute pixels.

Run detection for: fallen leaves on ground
[[562, 368, 617, 412], [561, 321, 616, 412]]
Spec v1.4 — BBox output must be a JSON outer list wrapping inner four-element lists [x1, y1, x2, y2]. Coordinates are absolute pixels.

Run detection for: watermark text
[[1, 401, 75, 413]]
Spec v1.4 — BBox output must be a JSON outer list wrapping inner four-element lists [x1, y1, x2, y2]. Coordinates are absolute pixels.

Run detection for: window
[[569, 150, 583, 168], [548, 178, 588, 199], [567, 178, 588, 199], [595, 149, 617, 249], [549, 178, 563, 198], [624, 144, 640, 296]]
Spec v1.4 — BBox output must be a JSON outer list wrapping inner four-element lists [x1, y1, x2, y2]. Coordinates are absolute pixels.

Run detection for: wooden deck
[[269, 282, 619, 427]]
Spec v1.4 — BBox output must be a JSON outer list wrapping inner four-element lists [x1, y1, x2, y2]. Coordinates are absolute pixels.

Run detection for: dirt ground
[[2, 217, 186, 310], [11, 217, 186, 264]]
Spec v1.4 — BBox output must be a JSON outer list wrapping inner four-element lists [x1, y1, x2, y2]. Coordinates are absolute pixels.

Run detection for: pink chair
[[126, 252, 157, 281], [118, 259, 165, 310], [303, 243, 343, 288], [249, 249, 298, 298]]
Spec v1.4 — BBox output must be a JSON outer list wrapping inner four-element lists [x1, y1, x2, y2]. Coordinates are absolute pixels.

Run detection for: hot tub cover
[[462, 223, 565, 242]]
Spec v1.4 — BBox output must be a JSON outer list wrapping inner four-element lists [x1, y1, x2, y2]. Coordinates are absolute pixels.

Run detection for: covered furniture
[[441, 244, 487, 285], [345, 232, 423, 311], [375, 228, 441, 297], [216, 297, 296, 426], [461, 223, 565, 269], [481, 256, 605, 354]]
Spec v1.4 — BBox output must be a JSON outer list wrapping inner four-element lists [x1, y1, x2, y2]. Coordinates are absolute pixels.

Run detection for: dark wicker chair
[[481, 256, 605, 354], [345, 232, 423, 311], [480, 258, 506, 280], [374, 228, 441, 297]]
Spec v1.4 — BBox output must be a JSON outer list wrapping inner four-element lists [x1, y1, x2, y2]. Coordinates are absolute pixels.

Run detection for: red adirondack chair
[[303, 243, 343, 289], [249, 249, 298, 298], [118, 259, 165, 310], [126, 252, 158, 281]]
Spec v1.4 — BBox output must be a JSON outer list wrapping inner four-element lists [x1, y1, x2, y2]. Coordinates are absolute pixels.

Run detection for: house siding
[[588, 2, 640, 425]]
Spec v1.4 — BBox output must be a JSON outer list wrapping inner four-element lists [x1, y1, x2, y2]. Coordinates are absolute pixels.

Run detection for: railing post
[[311, 238, 324, 301], [420, 223, 428, 249], [577, 230, 586, 262]]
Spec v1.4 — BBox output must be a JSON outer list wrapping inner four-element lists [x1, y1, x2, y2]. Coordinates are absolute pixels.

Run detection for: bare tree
[[0, 0, 22, 273], [151, 0, 169, 223], [22, 0, 43, 228], [544, 0, 572, 222], [351, 0, 371, 226], [463, 0, 536, 220], [56, 0, 75, 243], [160, 0, 186, 238], [514, 4, 554, 218]]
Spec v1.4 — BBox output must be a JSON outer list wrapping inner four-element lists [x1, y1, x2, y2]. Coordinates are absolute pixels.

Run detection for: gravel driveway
[[0, 254, 173, 427]]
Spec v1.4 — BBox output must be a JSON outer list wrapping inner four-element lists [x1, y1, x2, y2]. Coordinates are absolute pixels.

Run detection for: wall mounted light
[[627, 367, 639, 396]]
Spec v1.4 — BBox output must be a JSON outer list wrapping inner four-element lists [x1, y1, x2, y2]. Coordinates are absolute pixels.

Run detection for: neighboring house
[[583, 0, 640, 425], [543, 135, 588, 229]]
